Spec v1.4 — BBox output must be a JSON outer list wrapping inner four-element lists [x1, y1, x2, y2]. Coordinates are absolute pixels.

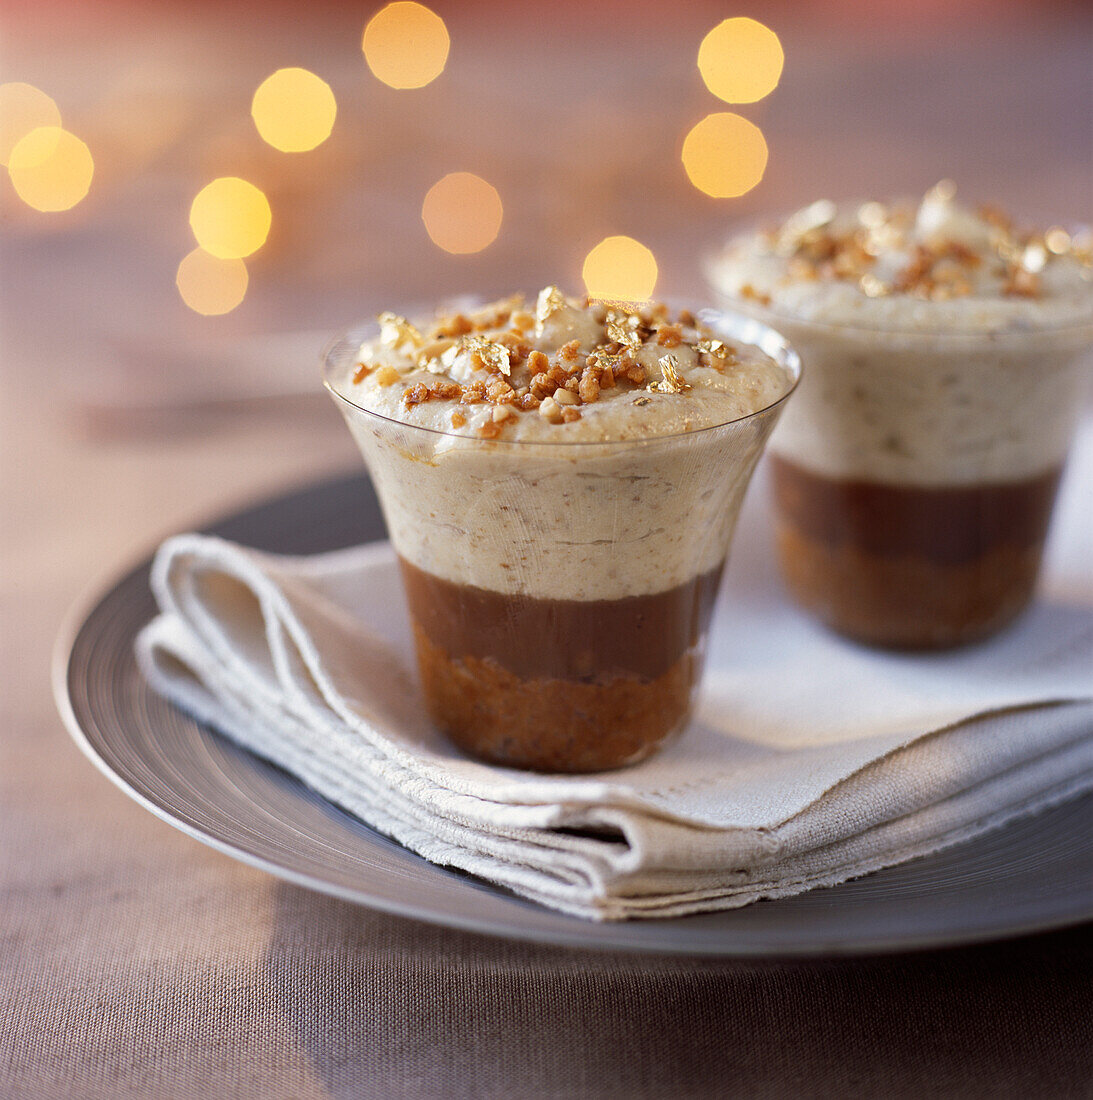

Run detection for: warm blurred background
[[1, 0, 1090, 599]]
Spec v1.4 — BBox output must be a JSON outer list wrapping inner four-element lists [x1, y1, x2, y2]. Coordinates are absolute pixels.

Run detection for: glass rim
[[320, 305, 802, 449], [704, 211, 1093, 342]]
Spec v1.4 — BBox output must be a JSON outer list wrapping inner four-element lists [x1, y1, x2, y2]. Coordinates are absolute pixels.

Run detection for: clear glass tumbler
[[323, 311, 800, 772]]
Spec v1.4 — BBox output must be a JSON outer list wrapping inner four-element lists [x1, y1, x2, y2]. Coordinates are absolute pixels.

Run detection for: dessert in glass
[[708, 183, 1093, 649], [323, 289, 799, 772]]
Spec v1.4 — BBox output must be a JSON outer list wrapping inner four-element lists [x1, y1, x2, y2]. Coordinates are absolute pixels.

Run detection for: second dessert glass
[[324, 311, 800, 773], [727, 309, 1090, 648]]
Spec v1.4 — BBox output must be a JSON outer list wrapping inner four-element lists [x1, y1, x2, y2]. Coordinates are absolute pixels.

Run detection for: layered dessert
[[323, 289, 798, 771], [708, 183, 1093, 648]]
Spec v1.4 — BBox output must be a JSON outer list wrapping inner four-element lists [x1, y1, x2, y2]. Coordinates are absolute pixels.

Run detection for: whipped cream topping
[[708, 183, 1093, 333], [337, 289, 792, 443]]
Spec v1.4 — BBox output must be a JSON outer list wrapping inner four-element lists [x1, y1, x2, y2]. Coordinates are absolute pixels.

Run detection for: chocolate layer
[[770, 456, 1062, 648], [771, 456, 1062, 565], [398, 557, 723, 682]]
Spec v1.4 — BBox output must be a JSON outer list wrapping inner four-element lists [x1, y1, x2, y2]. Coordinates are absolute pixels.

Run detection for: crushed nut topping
[[351, 288, 747, 437], [755, 184, 1092, 303]]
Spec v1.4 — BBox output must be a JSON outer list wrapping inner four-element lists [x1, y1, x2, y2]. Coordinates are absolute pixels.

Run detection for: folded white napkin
[[136, 422, 1093, 921]]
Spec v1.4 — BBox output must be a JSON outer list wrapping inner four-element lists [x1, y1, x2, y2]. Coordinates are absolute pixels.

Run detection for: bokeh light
[[189, 177, 271, 259], [0, 82, 61, 167], [363, 2, 449, 90], [682, 113, 768, 198], [582, 236, 658, 302], [251, 68, 337, 153], [698, 18, 783, 104], [421, 172, 503, 254], [176, 248, 248, 316], [7, 127, 93, 212]]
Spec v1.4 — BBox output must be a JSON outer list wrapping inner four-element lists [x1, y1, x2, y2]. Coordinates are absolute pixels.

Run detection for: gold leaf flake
[[605, 317, 642, 350], [588, 346, 624, 371], [648, 353, 690, 394], [377, 311, 425, 351], [461, 334, 511, 376], [695, 338, 732, 358], [535, 285, 567, 335]]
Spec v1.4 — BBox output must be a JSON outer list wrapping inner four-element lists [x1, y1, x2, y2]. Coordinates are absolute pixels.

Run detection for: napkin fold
[[135, 437, 1093, 919]]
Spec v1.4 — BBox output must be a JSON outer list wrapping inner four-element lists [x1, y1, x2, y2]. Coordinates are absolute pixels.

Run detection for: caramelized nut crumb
[[430, 380, 462, 400], [450, 410, 466, 429], [403, 382, 430, 408], [437, 313, 473, 338], [655, 323, 683, 347], [485, 376, 516, 403], [529, 372, 553, 399], [561, 406, 582, 422], [579, 374, 601, 403], [546, 364, 570, 388], [527, 350, 549, 374], [374, 365, 400, 387]]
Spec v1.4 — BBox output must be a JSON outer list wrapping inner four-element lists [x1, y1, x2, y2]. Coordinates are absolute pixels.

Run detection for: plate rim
[[52, 469, 1093, 958]]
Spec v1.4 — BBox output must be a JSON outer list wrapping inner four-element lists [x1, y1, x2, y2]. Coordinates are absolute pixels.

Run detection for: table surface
[[3, 2, 1092, 1096]]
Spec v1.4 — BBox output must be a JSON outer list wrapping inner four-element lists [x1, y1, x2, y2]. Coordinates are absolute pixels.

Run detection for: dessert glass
[[323, 311, 799, 773], [712, 304, 1091, 649]]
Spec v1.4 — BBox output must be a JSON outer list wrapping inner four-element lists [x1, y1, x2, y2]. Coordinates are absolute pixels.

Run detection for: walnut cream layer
[[708, 185, 1093, 647], [325, 291, 798, 769]]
